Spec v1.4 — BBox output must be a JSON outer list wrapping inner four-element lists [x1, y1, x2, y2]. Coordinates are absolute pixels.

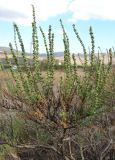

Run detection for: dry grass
[[0, 70, 12, 88], [0, 68, 84, 85]]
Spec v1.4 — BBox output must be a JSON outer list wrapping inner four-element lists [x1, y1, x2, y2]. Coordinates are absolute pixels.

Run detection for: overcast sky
[[0, 0, 115, 53]]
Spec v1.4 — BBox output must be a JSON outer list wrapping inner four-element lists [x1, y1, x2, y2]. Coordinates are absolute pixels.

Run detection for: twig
[[100, 139, 113, 160], [68, 139, 75, 160]]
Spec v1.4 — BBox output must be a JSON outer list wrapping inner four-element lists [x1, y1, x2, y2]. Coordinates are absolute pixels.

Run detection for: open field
[[0, 69, 84, 93], [1, 52, 115, 66]]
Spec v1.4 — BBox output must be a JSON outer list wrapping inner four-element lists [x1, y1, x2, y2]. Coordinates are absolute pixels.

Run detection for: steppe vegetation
[[0, 5, 115, 160]]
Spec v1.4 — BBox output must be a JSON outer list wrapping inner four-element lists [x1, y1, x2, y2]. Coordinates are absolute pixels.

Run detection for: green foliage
[[40, 24, 55, 96], [0, 115, 50, 145], [73, 24, 88, 67]]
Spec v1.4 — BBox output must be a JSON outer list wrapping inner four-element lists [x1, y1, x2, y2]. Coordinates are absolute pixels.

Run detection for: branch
[[100, 139, 113, 160]]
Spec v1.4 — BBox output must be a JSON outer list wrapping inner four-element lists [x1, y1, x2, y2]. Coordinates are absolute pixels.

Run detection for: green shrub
[[1, 5, 115, 159], [3, 3, 114, 134]]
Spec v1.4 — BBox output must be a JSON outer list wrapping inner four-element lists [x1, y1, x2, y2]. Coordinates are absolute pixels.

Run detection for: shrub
[[0, 5, 115, 159]]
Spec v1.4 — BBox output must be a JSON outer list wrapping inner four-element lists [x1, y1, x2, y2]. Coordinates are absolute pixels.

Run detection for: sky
[[0, 0, 115, 54]]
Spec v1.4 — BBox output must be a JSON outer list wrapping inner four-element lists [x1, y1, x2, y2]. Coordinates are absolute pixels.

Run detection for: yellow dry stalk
[[61, 121, 68, 129], [60, 110, 68, 129], [33, 110, 44, 120]]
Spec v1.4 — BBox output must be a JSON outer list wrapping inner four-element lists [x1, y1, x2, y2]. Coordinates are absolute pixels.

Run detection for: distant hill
[[0, 47, 65, 57], [39, 52, 64, 58], [0, 47, 115, 65], [0, 47, 11, 53], [0, 46, 86, 58]]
